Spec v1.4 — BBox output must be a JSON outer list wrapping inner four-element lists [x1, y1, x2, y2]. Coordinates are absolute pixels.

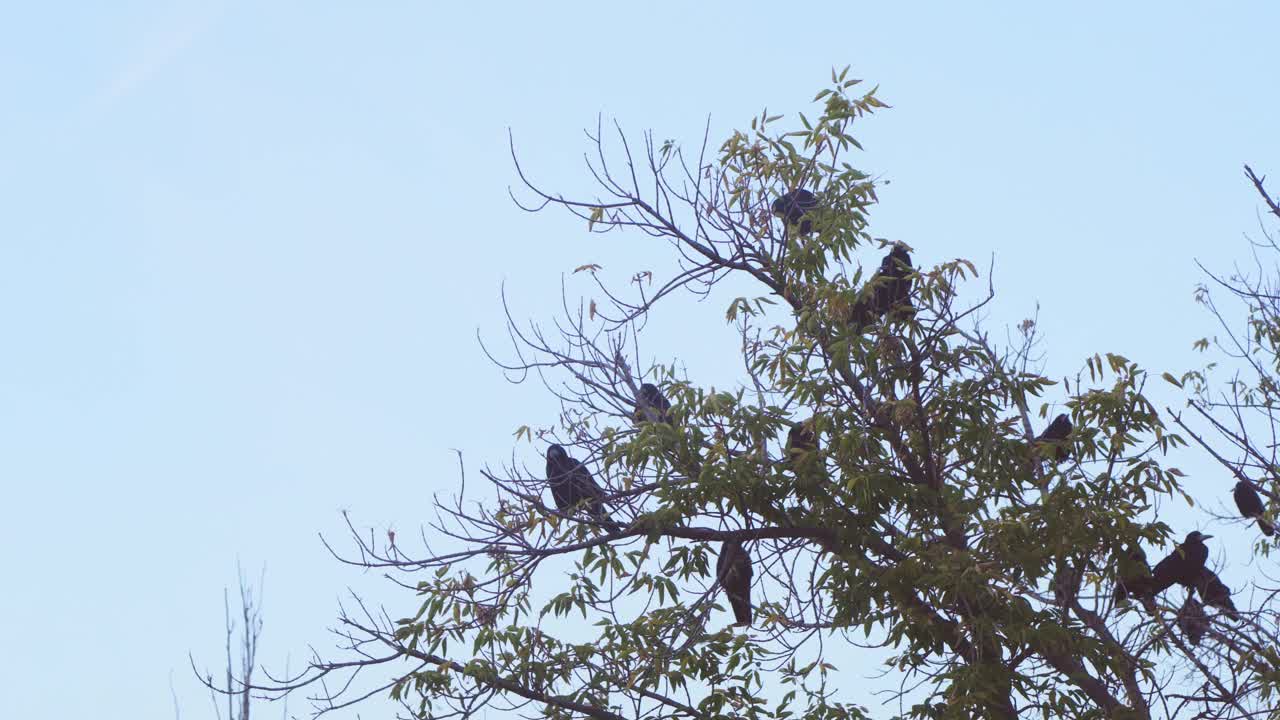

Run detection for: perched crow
[[872, 245, 914, 317], [849, 245, 914, 331], [1114, 545, 1157, 611], [1177, 595, 1209, 646], [1233, 480, 1275, 537], [1150, 531, 1212, 595], [771, 189, 818, 235], [847, 301, 874, 332], [716, 540, 754, 626], [786, 420, 818, 464], [1194, 567, 1240, 622], [785, 419, 824, 494], [1052, 559, 1081, 609], [633, 383, 673, 424], [545, 444, 621, 532], [1035, 414, 1073, 464]]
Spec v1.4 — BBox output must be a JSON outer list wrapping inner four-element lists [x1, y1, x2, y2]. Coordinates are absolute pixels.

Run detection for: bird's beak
[[1202, 535, 1214, 540]]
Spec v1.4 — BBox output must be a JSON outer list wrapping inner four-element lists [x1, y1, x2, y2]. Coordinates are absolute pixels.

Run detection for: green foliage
[[286, 75, 1280, 720]]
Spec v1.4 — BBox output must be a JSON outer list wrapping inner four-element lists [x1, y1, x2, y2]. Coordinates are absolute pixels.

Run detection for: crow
[[785, 419, 825, 495], [1150, 531, 1212, 595], [1233, 480, 1275, 537], [847, 298, 875, 333], [633, 383, 673, 424], [1177, 595, 1209, 646], [849, 245, 914, 331], [1052, 558, 1081, 609], [1035, 414, 1073, 464], [786, 420, 818, 465], [716, 540, 753, 626], [1194, 567, 1240, 622], [872, 245, 914, 317], [1113, 545, 1158, 612], [545, 444, 621, 532], [771, 189, 818, 235]]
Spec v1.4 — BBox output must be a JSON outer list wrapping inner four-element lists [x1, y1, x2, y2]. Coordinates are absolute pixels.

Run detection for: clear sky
[[2, 2, 1278, 718]]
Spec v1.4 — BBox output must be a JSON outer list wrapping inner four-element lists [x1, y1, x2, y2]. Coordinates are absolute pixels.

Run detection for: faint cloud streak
[[79, 1, 225, 125]]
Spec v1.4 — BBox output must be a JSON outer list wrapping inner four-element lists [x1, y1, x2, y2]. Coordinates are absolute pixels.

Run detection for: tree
[[190, 565, 289, 720], [1178, 166, 1280, 514], [1163, 163, 1280, 711], [254, 72, 1280, 719]]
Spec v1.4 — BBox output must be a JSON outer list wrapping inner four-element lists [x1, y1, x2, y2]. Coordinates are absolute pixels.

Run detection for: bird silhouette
[[1113, 545, 1158, 612], [1035, 414, 1072, 463], [786, 420, 818, 465], [545, 444, 620, 532], [633, 383, 673, 424], [849, 245, 914, 331], [1194, 567, 1240, 622], [1176, 595, 1209, 646], [872, 245, 913, 317], [1233, 480, 1275, 536], [1150, 531, 1212, 596], [1052, 558, 1081, 609], [772, 189, 818, 235], [785, 419, 825, 495], [716, 540, 753, 626]]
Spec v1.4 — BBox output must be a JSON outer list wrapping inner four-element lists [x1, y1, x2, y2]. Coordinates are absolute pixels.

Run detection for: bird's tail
[[729, 593, 752, 627], [596, 511, 622, 534], [1259, 516, 1276, 537], [1114, 582, 1159, 615]]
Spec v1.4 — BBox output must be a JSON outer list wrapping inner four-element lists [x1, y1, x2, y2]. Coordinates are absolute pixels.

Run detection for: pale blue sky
[[1, 2, 1277, 718]]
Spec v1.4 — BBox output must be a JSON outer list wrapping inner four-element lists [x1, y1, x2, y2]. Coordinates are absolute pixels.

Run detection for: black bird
[[786, 420, 818, 464], [633, 383, 673, 424], [849, 245, 914, 331], [1233, 480, 1275, 537], [771, 189, 818, 235], [847, 295, 875, 332], [545, 444, 620, 532], [716, 540, 753, 626], [1176, 595, 1209, 646], [1113, 545, 1157, 612], [1052, 559, 1081, 609], [1194, 567, 1240, 622], [1035, 414, 1073, 463], [785, 419, 824, 494], [871, 245, 914, 317], [1150, 531, 1212, 595]]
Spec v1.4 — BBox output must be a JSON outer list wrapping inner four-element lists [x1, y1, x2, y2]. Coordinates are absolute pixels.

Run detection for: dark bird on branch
[[1035, 414, 1073, 463], [1194, 567, 1240, 622], [1052, 558, 1081, 609], [785, 419, 825, 495], [872, 245, 913, 316], [1176, 595, 1209, 646], [1113, 545, 1157, 612], [1150, 531, 1212, 596], [633, 383, 673, 424], [786, 420, 818, 465], [1234, 480, 1275, 537], [772, 188, 818, 235], [545, 444, 620, 532], [716, 540, 754, 627], [849, 245, 914, 331]]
